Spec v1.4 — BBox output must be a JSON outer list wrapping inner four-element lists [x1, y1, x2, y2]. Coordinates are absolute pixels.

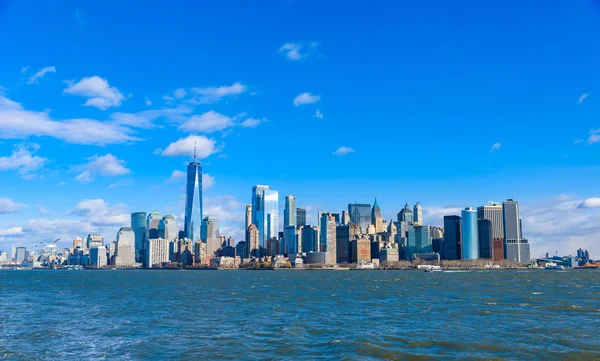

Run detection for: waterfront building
[[247, 224, 259, 258], [296, 208, 307, 227], [146, 210, 162, 240], [184, 149, 203, 242], [387, 220, 397, 244], [478, 219, 492, 259], [236, 241, 246, 260], [15, 247, 27, 263], [284, 225, 297, 254], [443, 216, 462, 260], [245, 204, 252, 245], [371, 198, 384, 233], [348, 203, 371, 233], [301, 225, 319, 253], [380, 247, 399, 263], [351, 235, 371, 264], [413, 202, 423, 225], [252, 185, 279, 248], [89, 246, 107, 268], [305, 252, 326, 265], [201, 216, 220, 256], [502, 199, 530, 262], [320, 213, 337, 265], [267, 237, 280, 257], [86, 234, 103, 249], [130, 212, 146, 263], [477, 203, 504, 240], [284, 195, 297, 227], [406, 225, 432, 260], [147, 238, 170, 268], [159, 214, 179, 241], [492, 238, 505, 261], [116, 227, 136, 266], [461, 207, 479, 260], [430, 227, 443, 240], [72, 237, 83, 250]]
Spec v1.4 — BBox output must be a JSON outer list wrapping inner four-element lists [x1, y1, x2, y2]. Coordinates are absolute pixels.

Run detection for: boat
[[424, 268, 443, 273], [544, 262, 565, 270]]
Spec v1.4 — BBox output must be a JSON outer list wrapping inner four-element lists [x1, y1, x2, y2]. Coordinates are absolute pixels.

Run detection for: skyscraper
[[296, 208, 307, 227], [478, 219, 492, 259], [320, 213, 337, 265], [184, 147, 203, 242], [86, 234, 103, 249], [371, 198, 384, 233], [159, 215, 179, 241], [348, 203, 371, 233], [284, 225, 297, 254], [502, 199, 529, 262], [247, 224, 259, 258], [301, 225, 319, 253], [443, 215, 462, 260], [245, 204, 252, 230], [413, 203, 423, 225], [397, 203, 414, 223], [341, 210, 350, 225], [406, 225, 432, 260], [252, 185, 270, 247], [116, 227, 135, 266], [461, 207, 479, 260], [146, 210, 162, 240], [264, 190, 279, 244], [201, 216, 220, 256], [477, 203, 504, 240], [284, 195, 297, 227], [130, 212, 146, 263]]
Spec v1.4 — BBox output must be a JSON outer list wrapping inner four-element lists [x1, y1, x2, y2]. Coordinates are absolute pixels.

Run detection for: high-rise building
[[201, 216, 220, 256], [461, 207, 479, 260], [387, 220, 397, 243], [296, 208, 307, 227], [146, 210, 162, 240], [184, 148, 203, 242], [252, 185, 278, 248], [246, 224, 259, 258], [348, 203, 371, 233], [72, 237, 83, 250], [159, 215, 179, 241], [116, 227, 136, 266], [371, 198, 384, 233], [86, 234, 103, 249], [147, 238, 169, 268], [264, 190, 279, 243], [90, 246, 107, 268], [413, 203, 423, 225], [245, 204, 252, 229], [130, 212, 146, 263], [320, 213, 337, 265], [477, 203, 504, 240], [502, 199, 529, 262], [443, 216, 461, 260], [284, 195, 297, 227], [15, 247, 27, 263], [398, 203, 414, 223], [406, 225, 432, 260], [341, 210, 350, 225], [284, 225, 297, 254], [478, 219, 492, 259], [301, 225, 319, 253], [351, 235, 371, 264]]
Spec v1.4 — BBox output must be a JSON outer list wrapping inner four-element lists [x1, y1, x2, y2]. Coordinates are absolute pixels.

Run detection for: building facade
[[284, 195, 297, 227], [116, 227, 136, 266], [301, 225, 319, 253], [320, 213, 337, 265], [477, 203, 504, 240], [86, 234, 103, 249], [296, 208, 307, 227], [159, 214, 179, 241], [130, 212, 146, 263], [371, 198, 384, 233], [461, 207, 479, 260], [184, 153, 203, 242], [502, 199, 529, 262], [413, 202, 423, 225], [284, 225, 297, 254], [90, 246, 107, 268], [147, 238, 170, 268], [246, 224, 259, 258], [201, 216, 220, 256], [478, 219, 492, 259], [146, 210, 162, 240], [443, 215, 462, 260], [348, 203, 371, 233], [406, 225, 432, 260]]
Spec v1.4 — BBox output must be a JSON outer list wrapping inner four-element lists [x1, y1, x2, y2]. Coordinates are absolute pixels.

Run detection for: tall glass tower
[[284, 195, 297, 227], [461, 207, 479, 260], [130, 212, 146, 263], [184, 146, 203, 242]]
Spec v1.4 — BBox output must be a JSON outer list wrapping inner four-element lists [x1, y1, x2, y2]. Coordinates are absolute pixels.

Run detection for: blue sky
[[1, 0, 600, 257]]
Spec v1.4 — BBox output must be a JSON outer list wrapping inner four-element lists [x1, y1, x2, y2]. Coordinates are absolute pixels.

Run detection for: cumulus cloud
[[202, 173, 215, 190], [63, 76, 125, 110], [0, 198, 26, 214], [278, 41, 320, 61], [0, 227, 24, 237], [577, 93, 588, 104], [173, 88, 187, 99], [333, 146, 355, 156], [69, 198, 129, 227], [167, 170, 186, 183], [293, 92, 320, 106], [179, 111, 233, 133], [491, 142, 502, 152], [578, 198, 600, 208], [314, 110, 324, 119], [75, 154, 131, 183], [160, 135, 217, 158], [189, 82, 246, 104], [27, 66, 56, 84], [240, 117, 267, 128], [0, 143, 47, 178], [111, 107, 191, 129], [0, 96, 138, 145]]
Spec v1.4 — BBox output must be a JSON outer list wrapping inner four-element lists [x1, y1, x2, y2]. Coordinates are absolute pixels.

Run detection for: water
[[1, 270, 599, 360]]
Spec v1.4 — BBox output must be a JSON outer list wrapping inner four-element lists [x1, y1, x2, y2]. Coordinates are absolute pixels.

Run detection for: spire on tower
[[193, 141, 197, 162]]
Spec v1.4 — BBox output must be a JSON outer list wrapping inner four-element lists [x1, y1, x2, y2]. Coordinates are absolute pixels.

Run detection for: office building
[[348, 203, 371, 233], [15, 247, 27, 263], [341, 210, 350, 225], [406, 225, 432, 260], [184, 149, 203, 242], [387, 220, 397, 243], [413, 202, 423, 225], [284, 225, 297, 254], [116, 227, 136, 266], [296, 208, 307, 227], [477, 203, 504, 240], [380, 247, 399, 263], [89, 246, 107, 268], [72, 237, 83, 250], [351, 235, 371, 264], [130, 212, 146, 263], [478, 219, 492, 259], [159, 214, 179, 241], [147, 238, 170, 268], [397, 203, 414, 223], [146, 210, 162, 240], [502, 199, 529, 262], [201, 216, 220, 256], [320, 213, 337, 265], [301, 225, 319, 253], [284, 195, 297, 227], [461, 208, 478, 260], [245, 204, 252, 236], [86, 234, 103, 249], [371, 198, 384, 233], [247, 224, 259, 258], [443, 216, 461, 260], [252, 185, 279, 248]]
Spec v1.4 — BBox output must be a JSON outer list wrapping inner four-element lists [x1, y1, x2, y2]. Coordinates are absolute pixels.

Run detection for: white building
[[115, 227, 136, 266], [147, 238, 170, 268]]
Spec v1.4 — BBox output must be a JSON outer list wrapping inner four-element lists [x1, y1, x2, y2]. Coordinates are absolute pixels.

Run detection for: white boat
[[424, 268, 443, 273], [545, 262, 565, 270]]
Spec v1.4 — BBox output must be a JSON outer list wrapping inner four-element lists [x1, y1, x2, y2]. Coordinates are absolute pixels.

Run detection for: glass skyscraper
[[184, 153, 202, 242], [146, 210, 162, 240], [251, 185, 279, 248], [443, 215, 461, 260], [284, 195, 297, 227], [159, 214, 179, 241], [502, 199, 529, 262], [296, 208, 307, 227], [130, 212, 146, 263], [461, 207, 479, 260], [348, 203, 371, 233]]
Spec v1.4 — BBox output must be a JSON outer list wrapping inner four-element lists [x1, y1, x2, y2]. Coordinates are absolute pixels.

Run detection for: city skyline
[[1, 1, 600, 257]]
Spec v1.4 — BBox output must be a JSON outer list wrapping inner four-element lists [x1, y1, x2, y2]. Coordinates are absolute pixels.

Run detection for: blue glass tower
[[461, 207, 479, 260], [184, 145, 203, 242], [130, 212, 146, 263]]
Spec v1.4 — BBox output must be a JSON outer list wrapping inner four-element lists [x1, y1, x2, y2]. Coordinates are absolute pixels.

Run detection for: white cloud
[[111, 107, 191, 129], [588, 128, 600, 145], [333, 146, 355, 156], [314, 110, 323, 119], [68, 199, 129, 227], [36, 204, 51, 215], [179, 111, 233, 133], [63, 76, 125, 110], [278, 42, 320, 61], [0, 198, 25, 214], [240, 117, 267, 128], [75, 154, 131, 183], [161, 135, 217, 158], [108, 179, 133, 189], [174, 88, 187, 99], [144, 97, 152, 106], [167, 170, 186, 183], [189, 82, 246, 104], [20, 66, 30, 73], [491, 142, 502, 152], [578, 198, 600, 208], [0, 227, 24, 237], [0, 143, 47, 177], [293, 92, 320, 106], [0, 95, 139, 145], [577, 93, 588, 104], [202, 173, 215, 190], [27, 66, 56, 84], [422, 206, 464, 226]]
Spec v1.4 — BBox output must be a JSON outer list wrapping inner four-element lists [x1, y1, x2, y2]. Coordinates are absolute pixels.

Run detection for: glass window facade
[[184, 161, 203, 242]]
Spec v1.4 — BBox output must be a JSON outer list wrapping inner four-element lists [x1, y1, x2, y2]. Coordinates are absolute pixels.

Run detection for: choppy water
[[1, 269, 599, 360]]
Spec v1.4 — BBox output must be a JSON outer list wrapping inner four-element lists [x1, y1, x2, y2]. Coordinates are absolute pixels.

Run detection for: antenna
[[193, 141, 197, 162]]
